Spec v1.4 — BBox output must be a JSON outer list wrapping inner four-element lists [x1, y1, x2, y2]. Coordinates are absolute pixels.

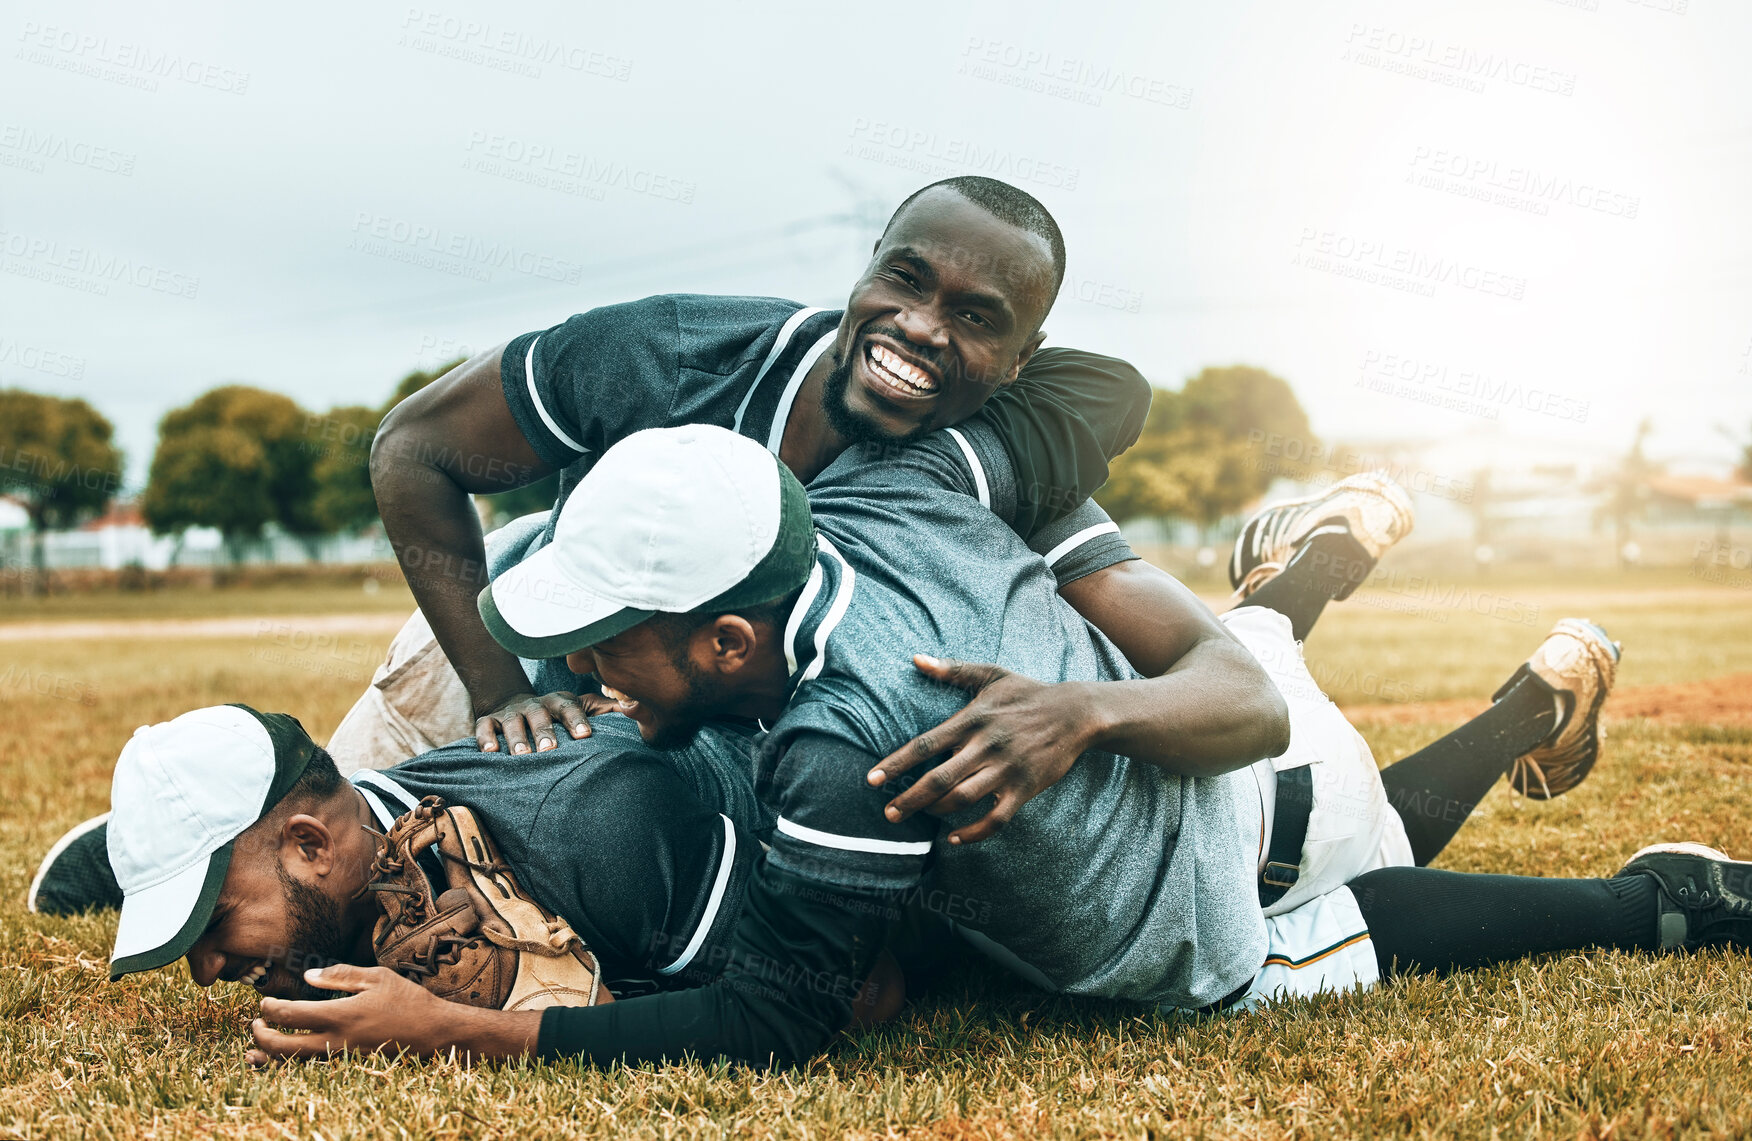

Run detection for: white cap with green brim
[[481, 424, 817, 659], [108, 704, 318, 980]]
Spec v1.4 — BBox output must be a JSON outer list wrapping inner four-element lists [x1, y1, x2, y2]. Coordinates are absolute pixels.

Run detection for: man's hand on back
[[865, 656, 1101, 845], [475, 690, 619, 754]]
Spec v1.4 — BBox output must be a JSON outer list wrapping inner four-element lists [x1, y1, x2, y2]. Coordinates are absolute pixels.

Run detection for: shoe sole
[[1532, 617, 1621, 734], [26, 812, 110, 915], [1622, 841, 1731, 869], [1229, 472, 1415, 591]]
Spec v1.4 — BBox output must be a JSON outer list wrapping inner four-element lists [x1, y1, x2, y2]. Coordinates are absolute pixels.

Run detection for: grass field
[[4, 577, 1752, 1138]]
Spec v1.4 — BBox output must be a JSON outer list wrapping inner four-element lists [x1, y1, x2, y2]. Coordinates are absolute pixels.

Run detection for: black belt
[[1258, 765, 1312, 908]]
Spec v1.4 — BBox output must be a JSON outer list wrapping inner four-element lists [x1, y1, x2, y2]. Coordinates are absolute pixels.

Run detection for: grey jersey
[[759, 423, 1266, 1009]]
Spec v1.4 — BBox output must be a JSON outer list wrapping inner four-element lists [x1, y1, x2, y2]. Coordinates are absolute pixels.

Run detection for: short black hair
[[269, 746, 345, 818], [882, 176, 1067, 309], [647, 587, 805, 653], [239, 745, 346, 857]]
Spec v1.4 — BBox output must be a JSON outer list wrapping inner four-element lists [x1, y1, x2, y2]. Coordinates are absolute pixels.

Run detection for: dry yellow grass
[[4, 586, 1752, 1139]]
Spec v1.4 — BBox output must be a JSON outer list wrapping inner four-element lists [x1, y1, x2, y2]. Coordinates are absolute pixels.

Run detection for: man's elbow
[[1110, 358, 1153, 455], [1256, 681, 1292, 760], [368, 401, 409, 488], [369, 400, 439, 503], [1219, 641, 1291, 764]]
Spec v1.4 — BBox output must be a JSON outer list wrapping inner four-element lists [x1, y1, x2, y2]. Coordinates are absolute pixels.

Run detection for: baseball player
[[331, 173, 1277, 824], [222, 425, 1743, 1068]]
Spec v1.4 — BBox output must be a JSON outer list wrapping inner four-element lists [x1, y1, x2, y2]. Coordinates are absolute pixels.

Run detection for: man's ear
[[1002, 329, 1048, 387], [700, 615, 758, 675], [282, 814, 335, 875]]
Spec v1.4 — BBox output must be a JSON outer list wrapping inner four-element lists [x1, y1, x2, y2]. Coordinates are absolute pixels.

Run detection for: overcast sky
[[4, 0, 1748, 486]]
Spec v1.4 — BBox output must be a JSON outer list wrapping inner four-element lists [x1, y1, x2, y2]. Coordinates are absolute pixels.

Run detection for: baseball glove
[[366, 795, 603, 1011]]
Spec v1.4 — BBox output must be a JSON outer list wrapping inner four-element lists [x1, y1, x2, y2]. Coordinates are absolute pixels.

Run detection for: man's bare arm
[[1059, 559, 1289, 766], [869, 559, 1289, 843], [370, 346, 587, 754]]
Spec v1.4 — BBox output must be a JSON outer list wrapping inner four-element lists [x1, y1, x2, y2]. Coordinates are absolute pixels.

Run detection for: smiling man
[[334, 175, 1169, 785]]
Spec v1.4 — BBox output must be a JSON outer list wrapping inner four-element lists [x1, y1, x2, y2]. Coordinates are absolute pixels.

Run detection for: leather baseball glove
[[366, 795, 603, 1011]]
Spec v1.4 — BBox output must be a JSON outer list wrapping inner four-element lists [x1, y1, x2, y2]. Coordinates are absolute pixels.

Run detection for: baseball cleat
[[27, 813, 122, 916], [1497, 618, 1621, 800], [1615, 843, 1752, 951], [1228, 471, 1415, 599]]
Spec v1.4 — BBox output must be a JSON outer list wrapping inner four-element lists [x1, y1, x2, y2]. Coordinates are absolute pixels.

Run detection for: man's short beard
[[822, 349, 928, 447], [276, 863, 357, 1000], [646, 642, 735, 751]]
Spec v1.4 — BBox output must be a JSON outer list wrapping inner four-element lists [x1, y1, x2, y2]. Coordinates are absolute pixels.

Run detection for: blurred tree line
[[137, 359, 561, 559], [0, 358, 560, 571], [5, 359, 1318, 570], [1095, 365, 1317, 541]]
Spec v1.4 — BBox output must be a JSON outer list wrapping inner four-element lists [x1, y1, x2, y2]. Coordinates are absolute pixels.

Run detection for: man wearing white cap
[[233, 424, 1752, 1069], [101, 699, 802, 1012], [105, 705, 356, 987]]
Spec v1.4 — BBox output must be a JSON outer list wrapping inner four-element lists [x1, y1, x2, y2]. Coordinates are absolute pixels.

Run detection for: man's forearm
[[451, 1005, 544, 1061], [371, 431, 535, 715], [1056, 560, 1289, 775], [374, 460, 531, 712], [1082, 637, 1289, 777]]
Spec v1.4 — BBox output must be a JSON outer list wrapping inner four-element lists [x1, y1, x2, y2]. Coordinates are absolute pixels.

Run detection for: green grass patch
[[4, 586, 1752, 1137]]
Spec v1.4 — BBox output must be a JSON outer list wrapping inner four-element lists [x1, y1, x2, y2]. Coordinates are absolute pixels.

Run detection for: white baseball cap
[[481, 424, 816, 659], [107, 704, 319, 980]]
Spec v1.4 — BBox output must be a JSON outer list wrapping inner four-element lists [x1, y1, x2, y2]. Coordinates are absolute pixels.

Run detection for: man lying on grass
[[85, 425, 1752, 1068]]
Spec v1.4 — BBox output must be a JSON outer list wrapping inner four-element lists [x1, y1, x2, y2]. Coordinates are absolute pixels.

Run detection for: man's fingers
[[884, 748, 984, 821], [299, 963, 380, 993], [498, 715, 533, 756], [869, 713, 976, 787], [921, 765, 1006, 820], [524, 706, 558, 752], [258, 996, 337, 1033], [947, 794, 1020, 846], [912, 654, 1008, 692], [475, 716, 500, 753], [579, 693, 619, 718], [547, 693, 593, 739], [251, 1017, 343, 1060]]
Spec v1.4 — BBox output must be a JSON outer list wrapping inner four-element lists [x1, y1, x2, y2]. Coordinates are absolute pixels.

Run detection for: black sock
[[1350, 866, 1659, 977], [1378, 676, 1561, 866], [1237, 529, 1376, 641]]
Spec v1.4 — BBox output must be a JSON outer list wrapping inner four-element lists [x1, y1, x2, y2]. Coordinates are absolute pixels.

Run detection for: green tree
[[141, 425, 276, 561], [143, 386, 316, 560], [1097, 365, 1316, 541], [1095, 392, 1190, 524], [0, 389, 124, 587], [308, 405, 383, 534]]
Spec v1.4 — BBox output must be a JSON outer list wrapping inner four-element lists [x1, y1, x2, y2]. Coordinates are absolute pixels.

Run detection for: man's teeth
[[601, 685, 639, 710], [867, 344, 937, 395], [240, 963, 268, 988]]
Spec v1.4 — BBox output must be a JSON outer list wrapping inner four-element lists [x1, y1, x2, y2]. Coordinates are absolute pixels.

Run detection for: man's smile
[[600, 684, 641, 714], [220, 957, 276, 992], [860, 337, 941, 402]]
